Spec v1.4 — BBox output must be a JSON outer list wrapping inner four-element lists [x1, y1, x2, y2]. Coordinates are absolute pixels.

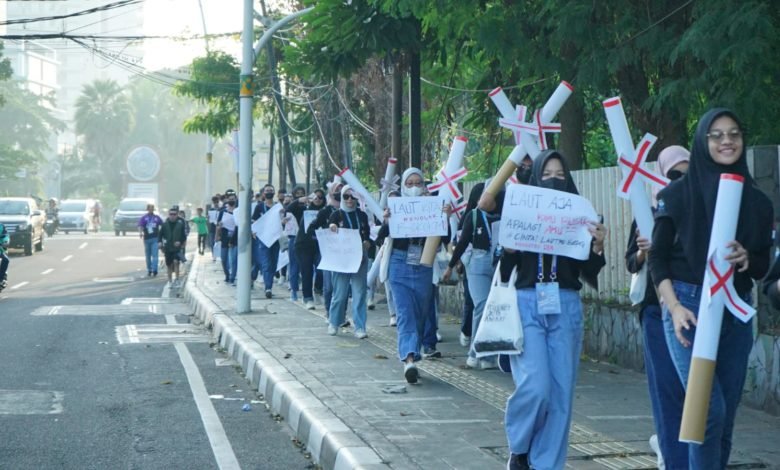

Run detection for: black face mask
[[667, 170, 686, 181], [539, 177, 568, 192], [517, 165, 532, 184], [264, 192, 275, 200]]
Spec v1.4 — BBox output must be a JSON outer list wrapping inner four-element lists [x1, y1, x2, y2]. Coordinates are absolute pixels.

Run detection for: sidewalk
[[183, 255, 780, 470]]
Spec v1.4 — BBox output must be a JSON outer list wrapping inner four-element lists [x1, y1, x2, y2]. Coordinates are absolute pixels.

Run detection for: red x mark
[[709, 258, 751, 317], [428, 167, 468, 201], [499, 107, 561, 150], [618, 136, 667, 194]]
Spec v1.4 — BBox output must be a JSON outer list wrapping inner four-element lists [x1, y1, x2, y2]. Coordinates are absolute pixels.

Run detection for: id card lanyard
[[341, 209, 360, 231], [480, 210, 502, 259], [536, 253, 562, 314]]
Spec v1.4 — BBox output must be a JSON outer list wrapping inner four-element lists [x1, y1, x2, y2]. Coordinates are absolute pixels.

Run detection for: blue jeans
[[662, 280, 753, 470], [220, 242, 230, 280], [287, 236, 299, 298], [466, 250, 495, 361], [143, 238, 159, 273], [329, 254, 368, 331], [423, 285, 438, 349], [251, 237, 261, 281], [323, 270, 334, 314], [388, 249, 433, 362], [505, 288, 583, 470], [641, 304, 688, 469], [385, 282, 397, 317], [228, 245, 238, 283], [257, 241, 280, 291]]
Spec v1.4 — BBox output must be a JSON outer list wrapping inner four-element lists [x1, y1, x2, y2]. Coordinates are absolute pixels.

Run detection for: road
[[0, 232, 313, 470]]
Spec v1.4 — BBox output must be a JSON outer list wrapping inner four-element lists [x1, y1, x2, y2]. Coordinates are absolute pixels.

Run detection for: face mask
[[517, 165, 533, 184], [539, 177, 567, 192], [402, 186, 424, 197], [264, 192, 275, 200], [667, 170, 686, 181]]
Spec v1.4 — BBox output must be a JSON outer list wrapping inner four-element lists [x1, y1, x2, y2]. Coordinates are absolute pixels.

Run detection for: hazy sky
[[143, 0, 243, 71]]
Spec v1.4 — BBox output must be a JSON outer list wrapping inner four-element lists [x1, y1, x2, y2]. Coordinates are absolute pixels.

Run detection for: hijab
[[652, 145, 690, 203], [340, 185, 356, 213], [528, 150, 579, 195], [401, 168, 425, 197], [656, 108, 772, 275]]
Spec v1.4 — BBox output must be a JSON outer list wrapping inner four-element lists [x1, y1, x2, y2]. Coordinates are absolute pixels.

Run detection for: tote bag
[[472, 261, 523, 357], [629, 264, 648, 306]]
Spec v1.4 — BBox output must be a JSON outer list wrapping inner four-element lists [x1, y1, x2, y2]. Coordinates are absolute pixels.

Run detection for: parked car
[[113, 197, 154, 236], [58, 199, 94, 234], [0, 197, 45, 255]]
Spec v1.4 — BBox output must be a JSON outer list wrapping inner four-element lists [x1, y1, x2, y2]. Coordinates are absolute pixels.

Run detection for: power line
[[0, 0, 143, 27]]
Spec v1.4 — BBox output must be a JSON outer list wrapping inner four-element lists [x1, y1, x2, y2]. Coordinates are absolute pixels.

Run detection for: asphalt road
[[0, 232, 313, 470]]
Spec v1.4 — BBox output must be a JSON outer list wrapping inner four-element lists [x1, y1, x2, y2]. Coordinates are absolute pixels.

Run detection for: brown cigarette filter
[[679, 357, 716, 444], [420, 236, 441, 267], [485, 159, 518, 197]]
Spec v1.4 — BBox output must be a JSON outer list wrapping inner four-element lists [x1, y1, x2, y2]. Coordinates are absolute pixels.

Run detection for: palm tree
[[74, 79, 134, 192]]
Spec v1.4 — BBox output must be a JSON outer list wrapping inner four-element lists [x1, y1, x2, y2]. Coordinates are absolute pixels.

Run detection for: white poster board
[[251, 203, 283, 247], [276, 249, 290, 272], [283, 214, 299, 236], [315, 228, 363, 273], [303, 210, 318, 232], [499, 184, 597, 260], [387, 196, 448, 238]]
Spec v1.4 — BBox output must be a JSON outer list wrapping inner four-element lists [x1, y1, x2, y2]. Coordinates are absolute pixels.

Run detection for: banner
[[251, 203, 283, 248], [315, 228, 363, 273], [388, 196, 448, 238], [498, 184, 598, 260]]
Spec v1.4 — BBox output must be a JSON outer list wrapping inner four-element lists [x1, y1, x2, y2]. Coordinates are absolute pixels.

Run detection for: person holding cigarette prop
[[649, 109, 773, 469], [501, 150, 607, 470], [377, 168, 452, 384]]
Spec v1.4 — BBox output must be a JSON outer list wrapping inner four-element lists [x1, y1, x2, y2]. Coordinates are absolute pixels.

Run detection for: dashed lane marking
[[41, 268, 54, 275], [62, 255, 72, 262], [10, 282, 28, 290], [78, 242, 87, 250]]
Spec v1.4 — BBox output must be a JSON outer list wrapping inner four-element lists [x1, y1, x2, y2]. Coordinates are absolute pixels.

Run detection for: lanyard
[[537, 253, 558, 282], [341, 210, 360, 231], [479, 209, 492, 242]]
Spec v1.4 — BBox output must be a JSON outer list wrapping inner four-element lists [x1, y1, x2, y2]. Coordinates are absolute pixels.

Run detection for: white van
[[58, 199, 95, 234]]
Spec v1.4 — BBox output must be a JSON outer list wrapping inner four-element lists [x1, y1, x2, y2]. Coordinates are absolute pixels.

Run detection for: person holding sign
[[326, 185, 374, 338], [308, 181, 345, 317], [500, 150, 607, 470], [377, 168, 452, 384], [288, 188, 326, 309], [625, 146, 690, 469], [252, 184, 282, 298], [649, 109, 773, 469]]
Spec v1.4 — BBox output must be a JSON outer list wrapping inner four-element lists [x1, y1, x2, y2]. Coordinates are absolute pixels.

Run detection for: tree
[[74, 79, 135, 191]]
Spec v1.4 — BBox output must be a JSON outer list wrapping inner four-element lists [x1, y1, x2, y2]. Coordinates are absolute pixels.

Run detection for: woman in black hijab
[[501, 150, 607, 470], [649, 108, 773, 469]]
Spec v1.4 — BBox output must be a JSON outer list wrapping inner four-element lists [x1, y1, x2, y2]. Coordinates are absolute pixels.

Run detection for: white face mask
[[402, 186, 424, 197]]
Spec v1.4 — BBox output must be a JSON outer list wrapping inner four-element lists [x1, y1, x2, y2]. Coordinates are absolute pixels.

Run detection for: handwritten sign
[[315, 228, 363, 273], [388, 196, 448, 238], [499, 184, 597, 260], [283, 213, 299, 236], [251, 203, 283, 248], [303, 210, 318, 232]]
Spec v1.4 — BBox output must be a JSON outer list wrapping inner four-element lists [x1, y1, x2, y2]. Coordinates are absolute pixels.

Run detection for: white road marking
[[41, 268, 54, 275], [0, 390, 64, 415], [47, 306, 62, 316], [165, 314, 240, 469], [62, 255, 73, 262], [78, 242, 87, 250], [10, 282, 28, 290]]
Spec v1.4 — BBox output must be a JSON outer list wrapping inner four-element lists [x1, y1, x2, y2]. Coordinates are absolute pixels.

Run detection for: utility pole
[[392, 61, 402, 167], [409, 51, 422, 169], [237, 2, 313, 314], [197, 0, 214, 208]]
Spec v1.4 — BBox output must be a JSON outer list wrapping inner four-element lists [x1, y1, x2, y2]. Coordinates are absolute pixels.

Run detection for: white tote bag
[[472, 261, 523, 357], [629, 264, 648, 306], [379, 238, 393, 284], [367, 244, 384, 287]]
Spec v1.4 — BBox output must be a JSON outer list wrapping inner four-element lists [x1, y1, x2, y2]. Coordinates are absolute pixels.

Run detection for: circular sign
[[126, 146, 161, 182]]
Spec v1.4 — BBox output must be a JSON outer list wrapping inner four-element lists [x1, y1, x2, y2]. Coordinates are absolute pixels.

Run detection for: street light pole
[[237, 2, 313, 314]]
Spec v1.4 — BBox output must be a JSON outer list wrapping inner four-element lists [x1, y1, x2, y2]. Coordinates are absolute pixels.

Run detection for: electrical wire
[[0, 0, 143, 26], [420, 76, 552, 93], [306, 97, 340, 171]]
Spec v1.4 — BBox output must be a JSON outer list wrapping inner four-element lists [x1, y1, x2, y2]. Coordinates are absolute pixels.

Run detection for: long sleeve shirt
[[499, 248, 605, 291], [449, 209, 499, 268], [158, 218, 186, 252], [625, 220, 658, 308]]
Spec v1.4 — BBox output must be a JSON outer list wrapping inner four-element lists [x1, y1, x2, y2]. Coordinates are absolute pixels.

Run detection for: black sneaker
[[340, 320, 351, 328], [265, 290, 272, 299], [422, 347, 441, 359], [498, 354, 512, 374], [507, 453, 529, 470], [403, 363, 418, 384]]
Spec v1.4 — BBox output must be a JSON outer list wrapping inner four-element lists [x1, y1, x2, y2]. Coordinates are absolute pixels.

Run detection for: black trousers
[[296, 244, 319, 301]]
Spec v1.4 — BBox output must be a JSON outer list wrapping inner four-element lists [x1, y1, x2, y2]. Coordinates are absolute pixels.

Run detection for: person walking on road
[[0, 222, 9, 290], [191, 207, 209, 256], [178, 209, 190, 263], [287, 188, 326, 309], [138, 204, 163, 276], [159, 206, 187, 285]]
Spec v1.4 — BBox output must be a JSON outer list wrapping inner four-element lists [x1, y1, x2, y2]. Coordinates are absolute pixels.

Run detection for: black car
[[0, 197, 45, 255], [113, 198, 154, 236]]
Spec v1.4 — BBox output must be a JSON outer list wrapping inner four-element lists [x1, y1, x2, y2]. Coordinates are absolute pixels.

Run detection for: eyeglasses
[[707, 129, 742, 142], [342, 194, 356, 201], [404, 181, 423, 187], [168, 212, 178, 216]]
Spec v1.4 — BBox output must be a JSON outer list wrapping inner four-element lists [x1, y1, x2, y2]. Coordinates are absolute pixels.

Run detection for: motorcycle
[[44, 210, 58, 237]]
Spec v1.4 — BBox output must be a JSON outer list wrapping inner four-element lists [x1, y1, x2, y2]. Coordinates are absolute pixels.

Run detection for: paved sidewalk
[[183, 255, 780, 470]]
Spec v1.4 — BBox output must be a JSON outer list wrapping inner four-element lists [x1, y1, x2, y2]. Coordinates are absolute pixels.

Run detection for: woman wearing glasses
[[649, 109, 773, 469], [326, 185, 374, 338], [288, 188, 326, 309]]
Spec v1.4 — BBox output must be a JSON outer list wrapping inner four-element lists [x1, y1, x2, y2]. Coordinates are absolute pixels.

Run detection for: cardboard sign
[[499, 184, 597, 260], [251, 203, 283, 248], [387, 196, 448, 238], [303, 210, 318, 232], [315, 228, 363, 273]]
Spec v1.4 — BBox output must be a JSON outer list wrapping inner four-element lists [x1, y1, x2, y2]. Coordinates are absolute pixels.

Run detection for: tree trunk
[[409, 51, 422, 170], [558, 92, 584, 170]]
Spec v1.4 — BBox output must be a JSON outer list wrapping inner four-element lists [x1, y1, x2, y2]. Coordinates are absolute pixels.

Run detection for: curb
[[183, 258, 390, 470]]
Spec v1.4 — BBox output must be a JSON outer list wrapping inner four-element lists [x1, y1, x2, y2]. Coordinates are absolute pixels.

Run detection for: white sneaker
[[327, 324, 337, 336], [354, 329, 367, 339], [305, 301, 315, 310], [478, 359, 497, 370], [466, 357, 480, 368], [389, 315, 397, 327], [459, 332, 470, 347], [649, 434, 665, 469]]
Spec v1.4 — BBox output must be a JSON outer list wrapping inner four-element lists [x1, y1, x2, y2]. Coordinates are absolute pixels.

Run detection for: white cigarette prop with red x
[[428, 136, 469, 213], [378, 157, 400, 209]]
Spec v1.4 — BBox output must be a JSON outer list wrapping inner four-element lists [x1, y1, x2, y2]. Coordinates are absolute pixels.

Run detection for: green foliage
[[0, 42, 13, 106]]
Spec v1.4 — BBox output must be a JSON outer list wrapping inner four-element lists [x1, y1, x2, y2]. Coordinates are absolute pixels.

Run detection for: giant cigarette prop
[[421, 136, 468, 266], [378, 157, 400, 209], [603, 97, 668, 239], [338, 168, 383, 220], [484, 81, 573, 197], [680, 174, 755, 443]]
